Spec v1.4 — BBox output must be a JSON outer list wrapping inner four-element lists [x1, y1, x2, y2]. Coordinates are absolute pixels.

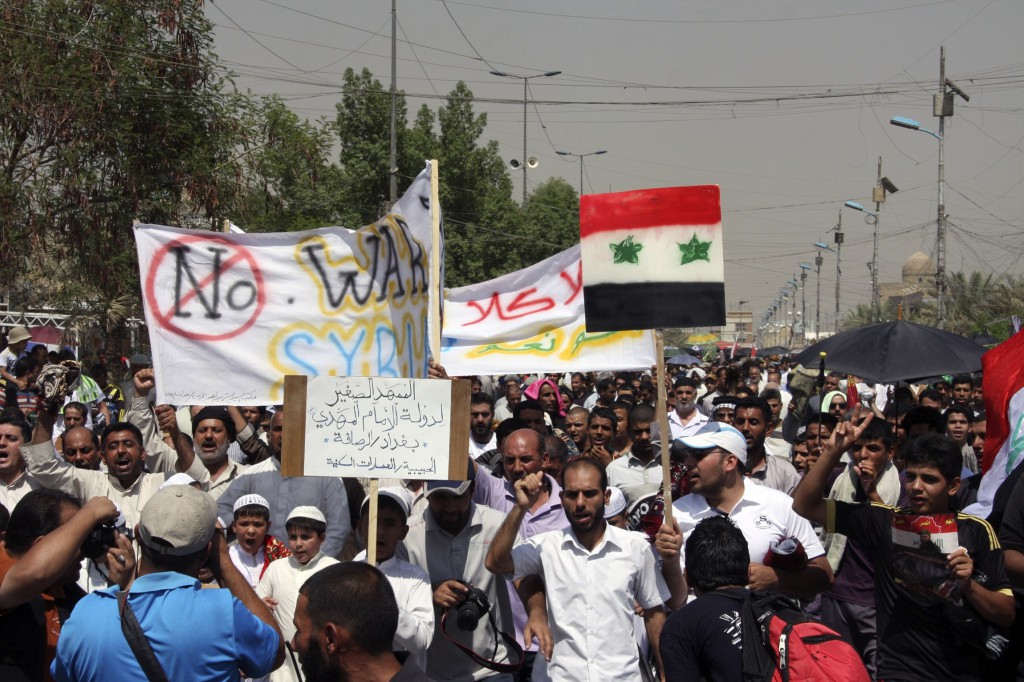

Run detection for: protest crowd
[[1, 320, 1022, 682]]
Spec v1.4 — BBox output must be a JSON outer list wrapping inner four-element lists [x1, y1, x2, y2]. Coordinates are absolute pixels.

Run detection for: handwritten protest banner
[[440, 245, 656, 375], [281, 375, 469, 480], [135, 164, 437, 405]]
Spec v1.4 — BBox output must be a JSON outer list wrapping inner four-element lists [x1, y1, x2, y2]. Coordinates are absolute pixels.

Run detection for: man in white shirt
[[668, 377, 708, 441], [0, 414, 39, 512], [671, 422, 833, 600], [469, 394, 498, 460], [486, 458, 672, 682]]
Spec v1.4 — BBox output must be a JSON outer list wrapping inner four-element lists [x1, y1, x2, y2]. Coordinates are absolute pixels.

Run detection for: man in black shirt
[[660, 515, 748, 682]]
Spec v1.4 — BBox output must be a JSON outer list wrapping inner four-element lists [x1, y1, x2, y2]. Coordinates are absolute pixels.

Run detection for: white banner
[[136, 165, 436, 405], [440, 245, 656, 375]]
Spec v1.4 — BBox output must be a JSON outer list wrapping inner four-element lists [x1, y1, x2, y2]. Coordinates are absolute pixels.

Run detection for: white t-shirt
[[672, 479, 824, 585]]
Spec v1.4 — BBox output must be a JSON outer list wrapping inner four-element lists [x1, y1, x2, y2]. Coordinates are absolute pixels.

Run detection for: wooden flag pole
[[655, 330, 673, 524], [366, 479, 380, 566], [428, 159, 442, 362]]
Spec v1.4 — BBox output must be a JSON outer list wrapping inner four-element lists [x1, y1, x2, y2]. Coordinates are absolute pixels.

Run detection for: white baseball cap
[[675, 422, 748, 465]]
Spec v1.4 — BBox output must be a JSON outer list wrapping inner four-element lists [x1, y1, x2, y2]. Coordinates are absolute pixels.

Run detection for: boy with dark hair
[[229, 494, 289, 588], [794, 421, 1014, 682], [817, 419, 904, 677], [354, 488, 432, 670], [257, 506, 338, 682], [945, 404, 978, 474], [660, 516, 749, 681]]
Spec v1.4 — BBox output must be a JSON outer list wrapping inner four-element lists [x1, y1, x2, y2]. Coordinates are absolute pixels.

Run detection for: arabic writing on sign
[[304, 377, 453, 479]]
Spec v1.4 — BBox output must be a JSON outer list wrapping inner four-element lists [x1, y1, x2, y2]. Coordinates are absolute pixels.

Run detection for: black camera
[[82, 521, 132, 560], [455, 581, 492, 631]]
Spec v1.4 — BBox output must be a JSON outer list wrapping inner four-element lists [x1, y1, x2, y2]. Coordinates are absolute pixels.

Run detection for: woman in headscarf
[[524, 377, 566, 430]]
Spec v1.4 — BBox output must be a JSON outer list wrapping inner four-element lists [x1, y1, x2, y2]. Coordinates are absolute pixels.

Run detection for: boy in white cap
[[256, 505, 338, 682], [354, 487, 433, 671], [230, 494, 290, 588]]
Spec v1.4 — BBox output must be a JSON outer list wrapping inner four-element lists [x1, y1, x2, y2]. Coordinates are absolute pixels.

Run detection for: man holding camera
[[400, 479, 519, 682], [52, 484, 285, 681], [0, 490, 132, 681]]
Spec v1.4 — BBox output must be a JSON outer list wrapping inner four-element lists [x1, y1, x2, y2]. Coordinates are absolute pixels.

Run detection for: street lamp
[[799, 263, 812, 345], [846, 159, 898, 323], [814, 242, 834, 340], [491, 69, 562, 205], [556, 149, 607, 195], [889, 46, 968, 329]]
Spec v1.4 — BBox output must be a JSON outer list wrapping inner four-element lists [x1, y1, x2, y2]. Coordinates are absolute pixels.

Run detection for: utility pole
[[872, 157, 882, 322], [834, 210, 843, 334], [388, 0, 398, 203], [933, 46, 969, 329], [815, 253, 823, 341]]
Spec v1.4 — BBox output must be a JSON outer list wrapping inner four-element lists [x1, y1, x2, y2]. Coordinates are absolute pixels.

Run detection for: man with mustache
[[486, 458, 672, 681]]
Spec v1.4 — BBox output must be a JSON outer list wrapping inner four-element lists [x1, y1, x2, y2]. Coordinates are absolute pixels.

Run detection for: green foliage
[[519, 177, 579, 265], [841, 270, 1021, 342], [0, 0, 247, 344], [234, 96, 344, 232]]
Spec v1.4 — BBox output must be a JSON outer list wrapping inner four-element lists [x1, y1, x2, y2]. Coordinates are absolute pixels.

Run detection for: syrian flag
[[963, 331, 1024, 517], [579, 185, 725, 332]]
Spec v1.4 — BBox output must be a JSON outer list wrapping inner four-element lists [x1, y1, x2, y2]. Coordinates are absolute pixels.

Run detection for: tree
[[334, 67, 410, 226], [0, 0, 247, 348], [519, 177, 579, 266], [234, 96, 343, 232], [435, 81, 521, 287]]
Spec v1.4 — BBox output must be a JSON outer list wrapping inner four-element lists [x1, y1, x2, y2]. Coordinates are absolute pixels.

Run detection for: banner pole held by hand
[[656, 330, 673, 524]]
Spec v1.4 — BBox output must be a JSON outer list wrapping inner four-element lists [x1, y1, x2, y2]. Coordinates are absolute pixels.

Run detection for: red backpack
[[736, 592, 870, 682]]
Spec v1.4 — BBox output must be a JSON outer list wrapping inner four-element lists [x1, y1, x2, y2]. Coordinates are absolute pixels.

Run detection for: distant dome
[[902, 252, 936, 282]]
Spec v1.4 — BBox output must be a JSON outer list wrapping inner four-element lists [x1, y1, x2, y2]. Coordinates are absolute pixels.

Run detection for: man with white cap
[[671, 422, 832, 599], [399, 479, 519, 681], [52, 485, 284, 681]]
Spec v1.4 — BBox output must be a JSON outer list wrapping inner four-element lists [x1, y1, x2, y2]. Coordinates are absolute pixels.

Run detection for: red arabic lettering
[[559, 261, 583, 305], [463, 288, 556, 326]]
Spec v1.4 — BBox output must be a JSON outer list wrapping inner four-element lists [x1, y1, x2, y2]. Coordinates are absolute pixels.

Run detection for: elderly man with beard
[[668, 377, 708, 441], [486, 458, 673, 682], [191, 406, 247, 500], [291, 562, 438, 682]]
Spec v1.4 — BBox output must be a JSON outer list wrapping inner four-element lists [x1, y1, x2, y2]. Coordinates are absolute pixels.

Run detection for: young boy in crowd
[[257, 505, 338, 682], [794, 418, 1014, 682], [229, 494, 290, 588], [354, 487, 433, 670]]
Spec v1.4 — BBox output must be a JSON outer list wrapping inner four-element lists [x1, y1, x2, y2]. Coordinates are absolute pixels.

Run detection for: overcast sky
[[208, 0, 1024, 331]]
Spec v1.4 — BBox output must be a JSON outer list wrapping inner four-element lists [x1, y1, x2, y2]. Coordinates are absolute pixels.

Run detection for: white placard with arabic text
[[304, 376, 452, 479]]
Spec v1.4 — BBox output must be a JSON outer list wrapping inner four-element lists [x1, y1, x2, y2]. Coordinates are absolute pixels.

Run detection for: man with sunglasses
[[671, 422, 832, 600]]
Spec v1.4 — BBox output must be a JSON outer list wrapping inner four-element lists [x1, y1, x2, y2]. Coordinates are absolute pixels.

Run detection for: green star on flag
[[609, 235, 643, 264], [677, 234, 711, 265]]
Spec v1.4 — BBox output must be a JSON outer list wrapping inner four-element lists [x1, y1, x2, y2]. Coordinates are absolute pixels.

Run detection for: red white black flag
[[579, 185, 725, 332]]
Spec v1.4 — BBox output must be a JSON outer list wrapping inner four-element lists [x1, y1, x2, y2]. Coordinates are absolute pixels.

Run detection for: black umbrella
[[667, 352, 703, 366], [759, 346, 790, 356], [791, 320, 984, 384]]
